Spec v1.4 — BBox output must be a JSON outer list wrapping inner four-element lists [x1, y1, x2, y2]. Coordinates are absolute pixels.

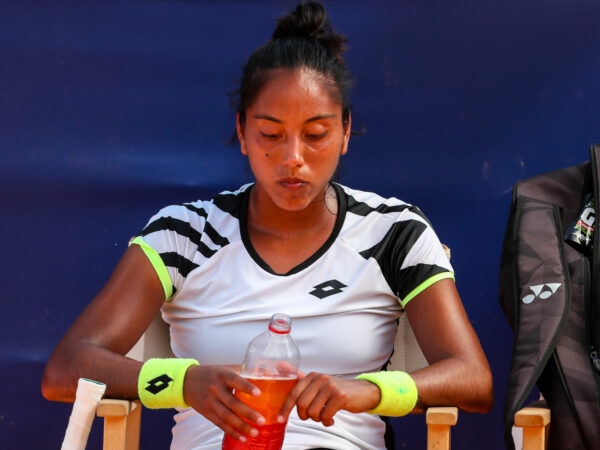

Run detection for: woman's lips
[[279, 178, 307, 189]]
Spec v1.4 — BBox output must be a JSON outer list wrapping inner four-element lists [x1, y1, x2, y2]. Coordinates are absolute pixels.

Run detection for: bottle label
[[564, 193, 595, 254]]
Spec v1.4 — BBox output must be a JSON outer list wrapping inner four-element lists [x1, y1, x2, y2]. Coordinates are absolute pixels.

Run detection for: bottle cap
[[268, 313, 292, 334]]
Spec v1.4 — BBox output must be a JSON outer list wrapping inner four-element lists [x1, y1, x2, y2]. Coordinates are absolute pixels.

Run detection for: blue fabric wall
[[2, 1, 600, 448]]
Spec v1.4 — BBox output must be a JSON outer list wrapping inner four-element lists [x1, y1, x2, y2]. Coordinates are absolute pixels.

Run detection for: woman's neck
[[247, 184, 337, 239], [245, 184, 339, 274]]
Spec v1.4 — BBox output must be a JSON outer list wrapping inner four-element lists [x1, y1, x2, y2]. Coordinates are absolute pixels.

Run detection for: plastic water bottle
[[222, 313, 300, 450]]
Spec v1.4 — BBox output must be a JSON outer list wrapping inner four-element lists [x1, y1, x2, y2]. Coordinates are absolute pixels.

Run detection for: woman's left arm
[[279, 279, 493, 425], [405, 278, 494, 413]]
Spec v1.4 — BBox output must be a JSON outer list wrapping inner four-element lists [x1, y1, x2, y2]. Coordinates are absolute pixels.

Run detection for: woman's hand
[[278, 372, 381, 426], [182, 365, 266, 442]]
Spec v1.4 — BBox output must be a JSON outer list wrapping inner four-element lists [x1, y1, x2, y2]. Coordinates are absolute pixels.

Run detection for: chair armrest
[[425, 407, 458, 450], [96, 399, 141, 450], [514, 407, 550, 450], [96, 399, 137, 417], [426, 406, 458, 426], [514, 406, 550, 427]]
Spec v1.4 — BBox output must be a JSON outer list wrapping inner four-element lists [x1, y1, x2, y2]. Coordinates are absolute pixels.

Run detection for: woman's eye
[[260, 132, 280, 140], [306, 131, 328, 140]]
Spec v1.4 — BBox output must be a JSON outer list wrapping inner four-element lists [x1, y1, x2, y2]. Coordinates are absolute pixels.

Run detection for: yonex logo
[[522, 283, 562, 304], [309, 279, 347, 299], [145, 374, 173, 395]]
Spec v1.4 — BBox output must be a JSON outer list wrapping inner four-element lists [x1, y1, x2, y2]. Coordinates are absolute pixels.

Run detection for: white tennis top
[[135, 183, 454, 450]]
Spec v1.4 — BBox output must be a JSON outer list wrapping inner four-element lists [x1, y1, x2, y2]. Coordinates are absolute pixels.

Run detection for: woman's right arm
[[41, 244, 166, 402], [41, 244, 267, 441]]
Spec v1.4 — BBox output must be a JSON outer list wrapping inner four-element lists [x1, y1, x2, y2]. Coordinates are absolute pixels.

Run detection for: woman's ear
[[236, 113, 247, 155], [341, 111, 351, 155]]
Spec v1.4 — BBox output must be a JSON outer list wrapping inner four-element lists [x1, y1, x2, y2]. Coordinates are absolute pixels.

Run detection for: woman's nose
[[281, 136, 304, 167]]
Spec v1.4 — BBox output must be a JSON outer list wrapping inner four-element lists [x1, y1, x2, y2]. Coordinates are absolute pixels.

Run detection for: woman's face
[[237, 68, 351, 214]]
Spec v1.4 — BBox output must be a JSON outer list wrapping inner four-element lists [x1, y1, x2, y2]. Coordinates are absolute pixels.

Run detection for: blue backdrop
[[2, 1, 600, 448]]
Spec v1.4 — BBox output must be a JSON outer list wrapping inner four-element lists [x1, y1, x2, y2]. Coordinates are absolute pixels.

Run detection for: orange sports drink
[[222, 376, 298, 450]]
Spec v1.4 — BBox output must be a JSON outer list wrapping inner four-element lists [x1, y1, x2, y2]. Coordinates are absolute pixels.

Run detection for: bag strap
[[589, 145, 600, 371], [499, 162, 588, 449]]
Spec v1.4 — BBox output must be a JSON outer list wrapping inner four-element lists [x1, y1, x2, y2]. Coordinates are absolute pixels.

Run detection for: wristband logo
[[145, 373, 174, 395]]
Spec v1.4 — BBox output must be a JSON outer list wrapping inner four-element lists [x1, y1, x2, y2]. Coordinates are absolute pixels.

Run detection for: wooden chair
[[96, 245, 459, 450]]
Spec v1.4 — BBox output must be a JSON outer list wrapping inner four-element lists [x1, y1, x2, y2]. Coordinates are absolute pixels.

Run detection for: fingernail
[[256, 416, 266, 426], [276, 415, 285, 423], [238, 435, 247, 443], [250, 428, 259, 437]]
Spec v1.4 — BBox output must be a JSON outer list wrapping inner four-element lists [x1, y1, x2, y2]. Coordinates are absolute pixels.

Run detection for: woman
[[42, 2, 493, 449]]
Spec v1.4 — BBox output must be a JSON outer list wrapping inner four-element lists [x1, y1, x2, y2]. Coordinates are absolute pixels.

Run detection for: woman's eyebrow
[[253, 113, 337, 124], [305, 114, 337, 123], [253, 113, 282, 123]]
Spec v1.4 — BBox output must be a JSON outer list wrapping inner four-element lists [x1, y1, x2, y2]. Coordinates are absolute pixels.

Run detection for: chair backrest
[[389, 243, 450, 373], [126, 313, 173, 361], [389, 312, 428, 372]]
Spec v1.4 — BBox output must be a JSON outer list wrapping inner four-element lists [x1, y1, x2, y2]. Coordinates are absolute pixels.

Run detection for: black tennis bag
[[499, 144, 600, 449]]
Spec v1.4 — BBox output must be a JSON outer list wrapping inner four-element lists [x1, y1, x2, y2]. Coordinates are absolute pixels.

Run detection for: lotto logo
[[522, 283, 562, 304], [309, 279, 347, 299], [145, 374, 173, 395]]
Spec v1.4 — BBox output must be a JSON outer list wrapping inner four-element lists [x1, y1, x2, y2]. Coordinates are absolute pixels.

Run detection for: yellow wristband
[[355, 371, 418, 416], [138, 358, 199, 409]]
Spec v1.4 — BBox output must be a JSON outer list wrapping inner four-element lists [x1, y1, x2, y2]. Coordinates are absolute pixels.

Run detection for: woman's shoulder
[[141, 184, 252, 237], [152, 184, 252, 220], [335, 183, 421, 216]]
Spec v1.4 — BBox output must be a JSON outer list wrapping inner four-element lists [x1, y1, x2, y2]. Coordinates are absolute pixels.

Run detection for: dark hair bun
[[272, 1, 346, 58]]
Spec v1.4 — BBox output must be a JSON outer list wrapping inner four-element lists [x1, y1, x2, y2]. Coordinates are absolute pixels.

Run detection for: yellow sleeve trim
[[400, 272, 455, 308], [129, 236, 173, 300]]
